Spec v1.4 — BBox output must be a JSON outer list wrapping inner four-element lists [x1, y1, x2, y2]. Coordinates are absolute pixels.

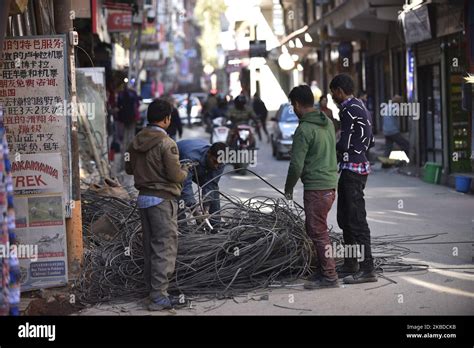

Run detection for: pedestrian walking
[[330, 74, 377, 284], [284, 85, 339, 289], [383, 95, 410, 158], [117, 84, 140, 156], [252, 92, 269, 142], [164, 96, 183, 141], [125, 99, 190, 311]]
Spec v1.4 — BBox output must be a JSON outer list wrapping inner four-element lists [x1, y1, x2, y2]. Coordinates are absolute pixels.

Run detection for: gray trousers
[[139, 200, 178, 299]]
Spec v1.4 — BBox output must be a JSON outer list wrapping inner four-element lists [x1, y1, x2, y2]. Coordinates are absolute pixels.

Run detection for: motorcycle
[[231, 124, 256, 175], [210, 116, 231, 144]]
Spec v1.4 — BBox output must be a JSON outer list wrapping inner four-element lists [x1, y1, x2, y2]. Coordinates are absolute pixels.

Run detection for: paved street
[[81, 125, 474, 316]]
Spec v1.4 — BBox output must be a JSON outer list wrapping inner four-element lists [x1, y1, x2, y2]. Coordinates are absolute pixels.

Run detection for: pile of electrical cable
[[76, 190, 317, 304]]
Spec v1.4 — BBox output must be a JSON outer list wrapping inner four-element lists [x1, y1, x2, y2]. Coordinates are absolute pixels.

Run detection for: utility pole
[[53, 0, 83, 278]]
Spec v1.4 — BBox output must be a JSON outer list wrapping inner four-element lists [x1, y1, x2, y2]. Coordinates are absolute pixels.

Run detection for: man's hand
[[284, 192, 293, 200], [181, 160, 198, 171], [193, 206, 209, 225]]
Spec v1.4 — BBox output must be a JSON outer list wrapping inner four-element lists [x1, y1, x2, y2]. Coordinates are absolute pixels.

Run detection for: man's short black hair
[[329, 74, 354, 95], [208, 142, 228, 158], [147, 99, 172, 123], [288, 85, 314, 107]]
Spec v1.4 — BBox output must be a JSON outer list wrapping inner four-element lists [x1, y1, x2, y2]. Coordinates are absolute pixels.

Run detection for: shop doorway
[[418, 64, 443, 165]]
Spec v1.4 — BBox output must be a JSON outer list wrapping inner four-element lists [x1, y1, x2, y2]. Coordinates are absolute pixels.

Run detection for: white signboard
[[11, 153, 68, 291], [0, 35, 72, 216]]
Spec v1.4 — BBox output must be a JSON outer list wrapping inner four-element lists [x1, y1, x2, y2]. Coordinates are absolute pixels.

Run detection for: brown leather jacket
[[125, 127, 188, 199]]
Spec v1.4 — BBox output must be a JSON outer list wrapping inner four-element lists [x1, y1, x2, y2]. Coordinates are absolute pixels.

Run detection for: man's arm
[[284, 128, 309, 197], [162, 139, 189, 183], [202, 165, 224, 213], [181, 170, 196, 206], [336, 109, 354, 153], [124, 144, 134, 175], [368, 134, 375, 149], [249, 108, 259, 123]]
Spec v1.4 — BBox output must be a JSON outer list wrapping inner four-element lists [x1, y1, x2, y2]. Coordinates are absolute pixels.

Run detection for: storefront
[[416, 39, 443, 167], [401, 1, 470, 179]]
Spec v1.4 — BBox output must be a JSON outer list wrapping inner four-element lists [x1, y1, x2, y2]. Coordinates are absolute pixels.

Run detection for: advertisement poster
[[11, 153, 68, 291], [0, 35, 72, 216]]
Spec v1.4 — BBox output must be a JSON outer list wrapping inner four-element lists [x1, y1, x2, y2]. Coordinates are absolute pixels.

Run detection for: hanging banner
[[0, 35, 72, 217], [11, 153, 68, 291]]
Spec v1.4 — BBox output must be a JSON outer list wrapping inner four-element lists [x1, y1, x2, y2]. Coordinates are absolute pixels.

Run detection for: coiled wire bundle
[[76, 169, 436, 304], [76, 190, 316, 304]]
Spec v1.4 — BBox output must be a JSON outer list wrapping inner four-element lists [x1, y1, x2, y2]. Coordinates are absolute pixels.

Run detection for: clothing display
[[0, 105, 20, 316]]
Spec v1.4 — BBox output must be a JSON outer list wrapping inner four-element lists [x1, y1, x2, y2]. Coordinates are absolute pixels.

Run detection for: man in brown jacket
[[125, 99, 189, 311]]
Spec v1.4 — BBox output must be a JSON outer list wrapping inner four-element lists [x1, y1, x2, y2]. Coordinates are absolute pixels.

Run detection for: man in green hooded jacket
[[284, 84, 339, 289]]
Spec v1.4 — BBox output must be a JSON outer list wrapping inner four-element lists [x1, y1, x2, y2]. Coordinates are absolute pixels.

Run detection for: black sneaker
[[337, 262, 359, 279], [306, 272, 323, 282], [343, 270, 378, 284], [304, 277, 339, 289]]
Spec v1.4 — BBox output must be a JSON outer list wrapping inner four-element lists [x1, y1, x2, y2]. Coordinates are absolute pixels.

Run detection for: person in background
[[210, 95, 229, 120], [186, 92, 193, 127], [284, 85, 339, 289], [206, 91, 218, 113], [204, 94, 226, 133], [125, 99, 190, 311], [117, 83, 140, 156], [177, 139, 227, 227], [164, 96, 183, 141], [330, 74, 377, 285], [383, 95, 410, 158], [319, 95, 340, 137], [252, 92, 269, 143], [226, 95, 259, 148]]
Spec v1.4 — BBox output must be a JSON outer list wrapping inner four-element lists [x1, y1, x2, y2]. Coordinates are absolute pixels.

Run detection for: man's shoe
[[343, 270, 378, 284], [148, 296, 173, 311], [304, 277, 339, 289], [169, 295, 188, 308], [306, 272, 323, 282], [337, 262, 359, 279]]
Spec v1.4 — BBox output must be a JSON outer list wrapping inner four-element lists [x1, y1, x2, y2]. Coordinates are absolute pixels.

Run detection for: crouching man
[[125, 99, 189, 311], [284, 85, 339, 289], [177, 139, 227, 227]]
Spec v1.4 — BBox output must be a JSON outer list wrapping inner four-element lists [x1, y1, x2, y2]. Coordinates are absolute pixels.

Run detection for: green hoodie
[[284, 110, 338, 194]]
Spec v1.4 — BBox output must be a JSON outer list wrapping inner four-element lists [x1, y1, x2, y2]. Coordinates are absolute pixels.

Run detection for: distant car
[[175, 95, 203, 125], [270, 103, 299, 160]]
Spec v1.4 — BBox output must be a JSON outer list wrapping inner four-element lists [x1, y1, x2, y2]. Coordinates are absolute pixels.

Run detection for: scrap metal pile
[[76, 190, 315, 303], [75, 173, 435, 304]]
